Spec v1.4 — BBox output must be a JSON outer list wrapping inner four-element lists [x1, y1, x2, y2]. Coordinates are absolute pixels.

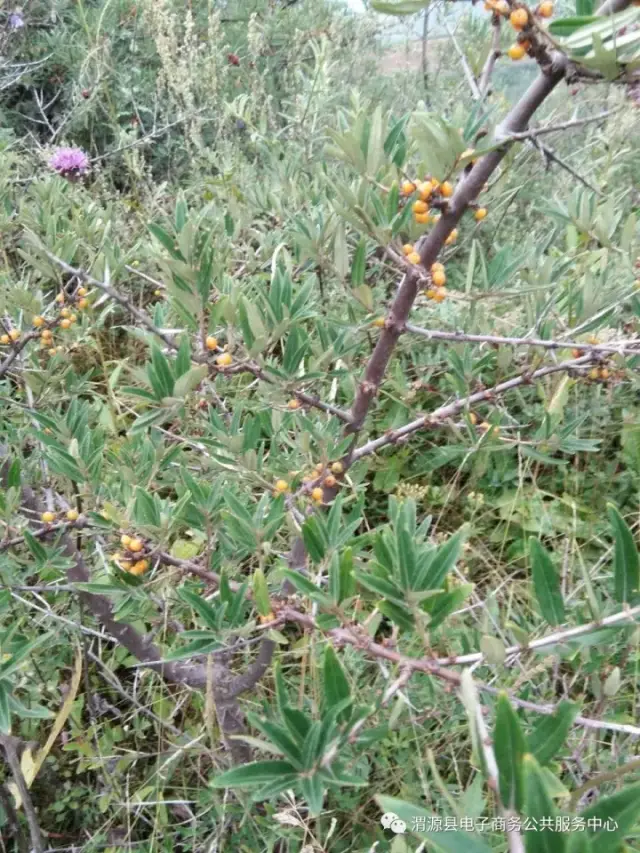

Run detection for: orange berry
[[402, 243, 414, 256], [60, 307, 71, 318], [418, 181, 433, 200], [401, 180, 416, 195], [510, 8, 529, 30], [572, 349, 582, 359], [288, 399, 301, 409], [445, 229, 458, 245], [128, 538, 144, 553], [414, 212, 430, 224], [432, 269, 446, 287], [311, 487, 324, 502], [0, 335, 9, 345], [431, 262, 444, 274], [9, 329, 20, 342], [407, 252, 422, 265], [599, 368, 610, 380], [205, 335, 218, 350], [425, 288, 437, 299], [216, 352, 233, 367], [440, 181, 453, 198], [372, 317, 386, 328], [469, 412, 478, 425], [412, 199, 428, 214], [33, 316, 45, 328], [274, 479, 289, 493], [121, 534, 132, 548], [324, 475, 337, 488], [508, 44, 526, 60], [432, 288, 447, 303], [474, 208, 488, 221], [588, 368, 600, 380], [129, 559, 149, 576], [60, 319, 71, 329], [55, 293, 65, 304], [538, 1, 553, 17], [77, 299, 89, 310], [495, 0, 510, 12], [69, 314, 78, 324], [77, 287, 88, 297]]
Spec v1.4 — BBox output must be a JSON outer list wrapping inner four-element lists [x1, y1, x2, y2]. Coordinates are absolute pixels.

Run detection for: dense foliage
[[1, 1, 640, 851]]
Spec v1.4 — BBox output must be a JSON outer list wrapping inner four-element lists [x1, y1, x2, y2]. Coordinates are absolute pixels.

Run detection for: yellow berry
[[588, 368, 600, 380], [311, 487, 324, 502], [418, 181, 433, 200], [130, 559, 149, 576], [401, 180, 416, 195], [538, 1, 553, 17], [128, 538, 144, 553], [324, 475, 337, 488], [206, 335, 218, 350], [474, 208, 488, 221], [431, 262, 444, 273], [407, 252, 422, 265], [433, 288, 447, 303], [469, 412, 478, 425], [55, 346, 63, 353], [0, 335, 9, 345], [66, 509, 79, 521], [77, 287, 88, 297], [55, 293, 65, 304], [33, 316, 45, 328], [60, 319, 71, 329], [41, 511, 56, 523], [412, 200, 428, 214], [372, 317, 386, 328], [415, 212, 430, 224], [48, 348, 57, 356], [495, 0, 510, 13], [445, 229, 458, 245], [274, 479, 289, 493], [121, 534, 132, 548], [288, 399, 301, 409], [9, 329, 20, 342], [431, 179, 440, 190], [432, 270, 447, 287], [331, 461, 344, 475], [510, 8, 529, 29], [440, 181, 453, 198], [599, 367, 610, 380], [119, 560, 132, 570], [154, 289, 163, 297], [69, 314, 78, 324], [402, 243, 414, 256], [315, 462, 324, 472], [216, 352, 233, 367], [77, 298, 89, 310], [60, 307, 71, 318], [508, 44, 526, 60], [425, 288, 437, 299]]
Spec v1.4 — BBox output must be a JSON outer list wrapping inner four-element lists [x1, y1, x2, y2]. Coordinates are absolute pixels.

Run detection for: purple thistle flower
[[9, 12, 25, 30], [48, 147, 90, 180]]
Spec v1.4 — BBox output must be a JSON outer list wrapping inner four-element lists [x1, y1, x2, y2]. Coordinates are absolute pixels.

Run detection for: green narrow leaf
[[371, 0, 431, 14], [351, 238, 366, 287], [211, 760, 297, 787], [607, 503, 639, 603], [494, 693, 526, 812], [528, 701, 578, 766], [523, 754, 564, 853], [580, 783, 640, 849], [418, 527, 467, 591], [323, 645, 351, 713], [300, 774, 325, 816], [133, 487, 162, 528], [529, 539, 566, 626], [174, 364, 208, 397], [376, 796, 493, 852], [23, 530, 47, 563], [252, 569, 272, 618]]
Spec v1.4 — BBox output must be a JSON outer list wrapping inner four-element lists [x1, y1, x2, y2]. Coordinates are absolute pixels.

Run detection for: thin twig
[[0, 735, 44, 853]]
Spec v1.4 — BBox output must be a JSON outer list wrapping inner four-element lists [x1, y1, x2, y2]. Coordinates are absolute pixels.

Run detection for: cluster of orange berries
[[481, 3, 555, 62], [205, 335, 233, 367], [401, 177, 452, 229], [113, 533, 149, 576], [0, 328, 21, 346], [41, 509, 80, 524], [273, 461, 344, 504], [424, 261, 448, 303]]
